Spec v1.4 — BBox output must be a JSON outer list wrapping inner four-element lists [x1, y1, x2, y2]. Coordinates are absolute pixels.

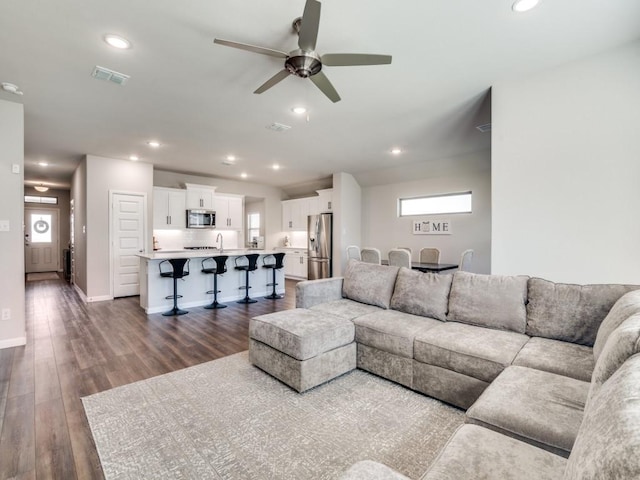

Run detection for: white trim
[[74, 283, 88, 302], [87, 295, 114, 303], [0, 336, 27, 349], [73, 283, 114, 303]]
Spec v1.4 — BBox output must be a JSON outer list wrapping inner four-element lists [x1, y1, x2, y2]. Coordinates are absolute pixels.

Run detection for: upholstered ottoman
[[249, 308, 356, 392]]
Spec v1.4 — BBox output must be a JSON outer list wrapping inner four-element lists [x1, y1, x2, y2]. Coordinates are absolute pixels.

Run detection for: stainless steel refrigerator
[[308, 213, 332, 280]]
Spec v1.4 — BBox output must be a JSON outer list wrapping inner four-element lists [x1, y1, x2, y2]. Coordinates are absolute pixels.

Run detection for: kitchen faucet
[[216, 233, 223, 252]]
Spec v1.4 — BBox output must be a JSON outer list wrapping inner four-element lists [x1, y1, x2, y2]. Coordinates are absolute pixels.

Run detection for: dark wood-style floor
[[0, 275, 298, 480]]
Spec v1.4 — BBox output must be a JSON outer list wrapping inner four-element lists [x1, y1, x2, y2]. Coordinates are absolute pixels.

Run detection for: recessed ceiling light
[[147, 140, 161, 148], [391, 148, 402, 155], [512, 0, 539, 12], [226, 155, 236, 162], [240, 172, 248, 179], [104, 34, 131, 49], [38, 161, 49, 167], [272, 164, 280, 170], [129, 155, 139, 161], [291, 106, 307, 114]]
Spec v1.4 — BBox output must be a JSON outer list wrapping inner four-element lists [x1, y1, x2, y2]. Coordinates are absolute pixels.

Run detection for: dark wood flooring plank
[[0, 394, 35, 479], [35, 397, 76, 480]]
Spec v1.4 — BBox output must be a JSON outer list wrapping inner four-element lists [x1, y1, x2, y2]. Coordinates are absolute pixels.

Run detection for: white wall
[[154, 170, 285, 250], [361, 150, 491, 273], [0, 99, 26, 348], [333, 172, 362, 276], [73, 155, 154, 301], [492, 40, 640, 284]]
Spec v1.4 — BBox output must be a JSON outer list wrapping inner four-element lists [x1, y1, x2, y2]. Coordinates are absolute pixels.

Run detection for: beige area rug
[[26, 271, 60, 281], [83, 352, 464, 480]]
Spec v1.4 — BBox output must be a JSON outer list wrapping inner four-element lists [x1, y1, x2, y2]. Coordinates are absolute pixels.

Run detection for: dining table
[[381, 260, 458, 273]]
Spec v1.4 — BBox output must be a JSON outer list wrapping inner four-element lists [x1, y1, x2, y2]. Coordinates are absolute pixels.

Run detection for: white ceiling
[[1, 0, 639, 190]]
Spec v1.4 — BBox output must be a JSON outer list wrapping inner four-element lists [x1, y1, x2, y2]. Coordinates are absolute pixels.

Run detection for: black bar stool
[[263, 253, 286, 300], [235, 254, 260, 304], [201, 255, 228, 309], [159, 258, 190, 316]]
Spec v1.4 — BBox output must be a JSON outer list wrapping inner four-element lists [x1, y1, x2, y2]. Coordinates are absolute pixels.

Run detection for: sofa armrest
[[296, 277, 344, 309]]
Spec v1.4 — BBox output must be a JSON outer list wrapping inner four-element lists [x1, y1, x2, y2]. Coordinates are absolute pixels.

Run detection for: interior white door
[[112, 193, 145, 298], [25, 208, 60, 273]]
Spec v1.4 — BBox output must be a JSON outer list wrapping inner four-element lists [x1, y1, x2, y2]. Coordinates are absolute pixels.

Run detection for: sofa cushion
[[592, 289, 640, 360], [342, 259, 399, 309], [466, 366, 588, 456], [389, 269, 452, 321], [588, 313, 640, 402], [526, 278, 638, 346], [249, 308, 354, 361], [414, 322, 529, 383], [564, 353, 640, 480], [421, 424, 566, 480], [512, 337, 594, 382], [354, 310, 441, 358], [310, 299, 381, 321], [447, 272, 528, 333]]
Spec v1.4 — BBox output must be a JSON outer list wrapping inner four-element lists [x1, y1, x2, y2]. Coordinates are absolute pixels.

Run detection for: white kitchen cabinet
[[282, 197, 315, 231], [153, 187, 186, 229], [213, 194, 243, 230], [186, 188, 215, 210], [316, 188, 333, 213], [283, 250, 307, 279]]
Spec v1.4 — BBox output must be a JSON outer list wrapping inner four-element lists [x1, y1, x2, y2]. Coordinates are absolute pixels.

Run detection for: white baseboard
[[0, 336, 27, 349], [73, 284, 113, 303]]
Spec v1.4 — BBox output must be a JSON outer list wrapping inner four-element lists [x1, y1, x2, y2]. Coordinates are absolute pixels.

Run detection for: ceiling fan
[[213, 0, 392, 103]]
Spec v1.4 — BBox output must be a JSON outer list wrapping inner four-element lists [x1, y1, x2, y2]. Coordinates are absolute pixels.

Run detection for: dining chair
[[388, 249, 411, 269], [419, 247, 440, 264], [346, 245, 362, 261], [361, 247, 382, 264], [459, 249, 474, 271], [396, 247, 412, 258]]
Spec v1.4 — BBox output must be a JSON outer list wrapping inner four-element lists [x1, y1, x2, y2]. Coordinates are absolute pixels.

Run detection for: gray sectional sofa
[[291, 259, 640, 479]]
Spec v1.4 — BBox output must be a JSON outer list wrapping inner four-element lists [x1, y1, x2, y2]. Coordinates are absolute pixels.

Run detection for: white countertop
[[138, 249, 268, 260]]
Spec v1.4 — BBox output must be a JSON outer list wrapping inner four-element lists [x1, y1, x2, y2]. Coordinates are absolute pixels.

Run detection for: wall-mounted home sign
[[413, 219, 451, 235]]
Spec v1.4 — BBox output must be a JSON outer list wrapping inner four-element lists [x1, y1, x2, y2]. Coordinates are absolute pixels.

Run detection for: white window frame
[[247, 212, 260, 243], [399, 191, 472, 217]]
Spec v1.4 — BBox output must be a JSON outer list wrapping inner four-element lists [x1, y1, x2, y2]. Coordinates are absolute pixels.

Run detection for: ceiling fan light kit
[[213, 0, 392, 103]]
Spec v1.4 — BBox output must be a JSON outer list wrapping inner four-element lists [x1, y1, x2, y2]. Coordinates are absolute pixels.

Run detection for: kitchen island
[[137, 250, 285, 314]]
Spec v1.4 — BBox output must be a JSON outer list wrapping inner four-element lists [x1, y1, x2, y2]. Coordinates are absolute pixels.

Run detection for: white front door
[[25, 208, 60, 273], [111, 193, 145, 298]]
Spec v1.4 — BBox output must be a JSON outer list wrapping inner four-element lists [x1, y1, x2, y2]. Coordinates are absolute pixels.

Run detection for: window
[[247, 213, 260, 243], [25, 195, 58, 205], [399, 191, 472, 216]]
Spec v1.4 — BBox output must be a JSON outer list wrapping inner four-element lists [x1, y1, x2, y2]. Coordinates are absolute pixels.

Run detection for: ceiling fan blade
[[297, 0, 321, 51], [214, 38, 288, 58], [254, 70, 291, 94], [310, 71, 341, 103], [321, 53, 392, 66]]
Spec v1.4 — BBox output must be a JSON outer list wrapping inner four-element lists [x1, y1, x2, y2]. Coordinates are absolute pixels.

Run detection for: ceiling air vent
[[91, 66, 130, 85], [266, 122, 292, 132], [476, 123, 492, 133]]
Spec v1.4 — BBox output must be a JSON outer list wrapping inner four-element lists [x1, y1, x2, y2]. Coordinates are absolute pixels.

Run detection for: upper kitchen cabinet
[[282, 197, 316, 231], [213, 194, 243, 230], [185, 183, 216, 210], [316, 189, 333, 213], [153, 187, 186, 229]]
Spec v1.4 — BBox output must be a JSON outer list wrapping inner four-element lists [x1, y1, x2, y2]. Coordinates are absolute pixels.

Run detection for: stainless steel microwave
[[186, 209, 216, 229]]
